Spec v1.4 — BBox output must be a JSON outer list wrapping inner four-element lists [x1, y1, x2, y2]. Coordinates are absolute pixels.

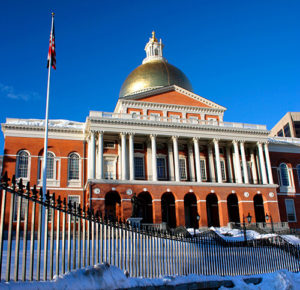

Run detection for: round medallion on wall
[[244, 192, 249, 198], [93, 188, 100, 194], [269, 192, 274, 198], [126, 189, 133, 196]]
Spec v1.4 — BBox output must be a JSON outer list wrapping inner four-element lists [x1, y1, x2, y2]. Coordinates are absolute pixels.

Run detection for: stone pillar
[[250, 148, 258, 184], [264, 143, 274, 184], [128, 133, 135, 181], [151, 134, 157, 181], [213, 139, 222, 183], [193, 138, 202, 182], [188, 142, 196, 182], [226, 145, 233, 183], [88, 132, 95, 179], [172, 136, 180, 182], [240, 142, 249, 184], [168, 141, 175, 181], [232, 140, 243, 184], [121, 133, 127, 180], [208, 143, 216, 182], [97, 132, 103, 179], [257, 142, 268, 184]]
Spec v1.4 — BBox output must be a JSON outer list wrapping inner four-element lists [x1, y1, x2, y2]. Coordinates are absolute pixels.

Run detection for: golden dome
[[119, 59, 193, 98]]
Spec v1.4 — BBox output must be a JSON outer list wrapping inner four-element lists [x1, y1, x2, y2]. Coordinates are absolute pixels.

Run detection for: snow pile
[[1, 264, 300, 290], [6, 119, 84, 130]]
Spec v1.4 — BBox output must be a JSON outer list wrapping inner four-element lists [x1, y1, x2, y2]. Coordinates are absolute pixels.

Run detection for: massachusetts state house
[[2, 33, 300, 230]]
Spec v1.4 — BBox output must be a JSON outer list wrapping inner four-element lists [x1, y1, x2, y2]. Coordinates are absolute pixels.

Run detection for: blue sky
[[0, 0, 299, 153]]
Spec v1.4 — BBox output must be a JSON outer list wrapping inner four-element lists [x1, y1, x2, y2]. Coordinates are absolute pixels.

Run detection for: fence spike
[[11, 174, 16, 190], [26, 182, 30, 195], [56, 195, 62, 209], [17, 178, 24, 193], [77, 204, 82, 217], [1, 171, 9, 187], [67, 199, 73, 213], [32, 185, 38, 199], [45, 190, 51, 206], [63, 197, 67, 210]]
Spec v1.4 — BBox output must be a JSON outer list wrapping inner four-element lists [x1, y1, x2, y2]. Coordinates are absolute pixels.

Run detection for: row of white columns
[[87, 132, 273, 185]]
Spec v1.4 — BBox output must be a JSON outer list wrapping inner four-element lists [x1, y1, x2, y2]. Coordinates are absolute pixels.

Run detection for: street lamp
[[265, 213, 274, 233], [194, 214, 200, 236], [243, 213, 252, 244]]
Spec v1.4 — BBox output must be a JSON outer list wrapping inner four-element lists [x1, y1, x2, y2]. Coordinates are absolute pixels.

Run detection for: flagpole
[[41, 12, 54, 278]]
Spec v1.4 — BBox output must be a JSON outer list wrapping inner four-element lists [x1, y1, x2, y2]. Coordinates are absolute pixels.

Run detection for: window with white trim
[[38, 152, 60, 187], [68, 195, 80, 221], [68, 153, 79, 180], [104, 156, 117, 180], [179, 158, 187, 180], [220, 159, 226, 181], [46, 152, 55, 179], [134, 156, 145, 179], [279, 163, 290, 186], [16, 150, 30, 179], [297, 165, 300, 186], [285, 199, 297, 222], [157, 157, 167, 180], [200, 159, 207, 180]]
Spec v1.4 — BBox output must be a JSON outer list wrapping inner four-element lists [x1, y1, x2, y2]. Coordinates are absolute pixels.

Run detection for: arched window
[[16, 150, 29, 178], [279, 163, 290, 186], [46, 152, 55, 179], [68, 153, 79, 180]]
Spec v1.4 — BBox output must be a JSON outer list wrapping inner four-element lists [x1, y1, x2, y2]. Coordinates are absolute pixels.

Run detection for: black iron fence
[[0, 172, 299, 282]]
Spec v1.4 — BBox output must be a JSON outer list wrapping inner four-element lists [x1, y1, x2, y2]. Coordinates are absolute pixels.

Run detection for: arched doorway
[[227, 194, 240, 223], [105, 191, 121, 220], [184, 193, 198, 228], [138, 192, 153, 223], [206, 193, 220, 227], [254, 194, 265, 222], [161, 193, 176, 228]]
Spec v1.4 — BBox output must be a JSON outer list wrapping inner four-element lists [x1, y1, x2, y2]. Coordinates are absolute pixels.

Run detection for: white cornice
[[116, 85, 227, 111]]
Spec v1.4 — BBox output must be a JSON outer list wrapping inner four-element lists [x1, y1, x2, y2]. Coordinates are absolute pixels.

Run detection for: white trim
[[67, 152, 81, 187], [263, 200, 278, 204], [175, 200, 184, 202], [152, 199, 161, 202], [121, 198, 131, 202], [285, 199, 297, 222], [15, 149, 31, 182], [238, 200, 254, 203], [218, 200, 227, 203], [91, 197, 105, 200], [197, 200, 206, 203], [277, 192, 300, 196]]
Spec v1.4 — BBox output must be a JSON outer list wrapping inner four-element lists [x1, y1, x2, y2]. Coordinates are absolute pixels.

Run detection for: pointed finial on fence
[[56, 195, 62, 209], [45, 190, 51, 206], [25, 182, 30, 196], [68, 199, 73, 213], [63, 197, 67, 210], [1, 171, 9, 187], [32, 185, 38, 199], [77, 204, 82, 218], [39, 187, 43, 202], [17, 178, 24, 193], [11, 175, 16, 190]]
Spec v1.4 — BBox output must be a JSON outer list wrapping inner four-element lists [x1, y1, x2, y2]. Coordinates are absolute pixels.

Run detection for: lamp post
[[243, 213, 252, 244], [194, 214, 200, 236], [265, 213, 274, 233]]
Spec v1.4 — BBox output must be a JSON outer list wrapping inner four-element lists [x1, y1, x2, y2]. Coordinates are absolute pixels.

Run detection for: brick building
[[1, 33, 299, 229]]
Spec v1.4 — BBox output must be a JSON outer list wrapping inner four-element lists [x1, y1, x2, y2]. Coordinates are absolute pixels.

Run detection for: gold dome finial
[[151, 31, 158, 42]]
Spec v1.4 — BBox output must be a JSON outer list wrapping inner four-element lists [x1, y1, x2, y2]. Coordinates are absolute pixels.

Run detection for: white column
[[232, 141, 242, 183], [264, 143, 274, 184], [208, 143, 216, 182], [172, 136, 180, 182], [151, 134, 157, 181], [188, 142, 196, 182], [240, 141, 249, 184], [257, 142, 268, 184], [193, 138, 202, 182], [213, 139, 222, 183], [250, 148, 258, 184], [129, 133, 135, 181], [121, 133, 127, 180], [97, 132, 103, 179], [226, 145, 233, 183], [168, 141, 175, 181], [88, 132, 95, 179]]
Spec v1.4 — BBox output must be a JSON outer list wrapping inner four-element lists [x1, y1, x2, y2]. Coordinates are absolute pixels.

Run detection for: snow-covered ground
[[0, 263, 300, 290], [187, 227, 300, 245]]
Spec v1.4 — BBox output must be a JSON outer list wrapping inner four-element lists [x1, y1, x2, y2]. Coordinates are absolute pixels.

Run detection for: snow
[[6, 119, 84, 130], [1, 263, 300, 290]]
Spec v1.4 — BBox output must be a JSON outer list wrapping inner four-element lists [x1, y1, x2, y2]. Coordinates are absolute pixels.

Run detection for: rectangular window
[[294, 121, 300, 138], [188, 116, 198, 124], [277, 129, 284, 137], [284, 123, 291, 137], [157, 157, 167, 180], [285, 199, 297, 222], [46, 156, 54, 179], [220, 160, 226, 181], [134, 143, 144, 150], [104, 142, 115, 149], [13, 197, 28, 221], [200, 159, 207, 180], [179, 158, 187, 180], [68, 195, 80, 221], [134, 156, 145, 179], [104, 159, 116, 179]]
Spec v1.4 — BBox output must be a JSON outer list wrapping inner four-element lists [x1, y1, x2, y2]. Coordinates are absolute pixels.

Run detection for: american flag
[[47, 21, 56, 70]]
